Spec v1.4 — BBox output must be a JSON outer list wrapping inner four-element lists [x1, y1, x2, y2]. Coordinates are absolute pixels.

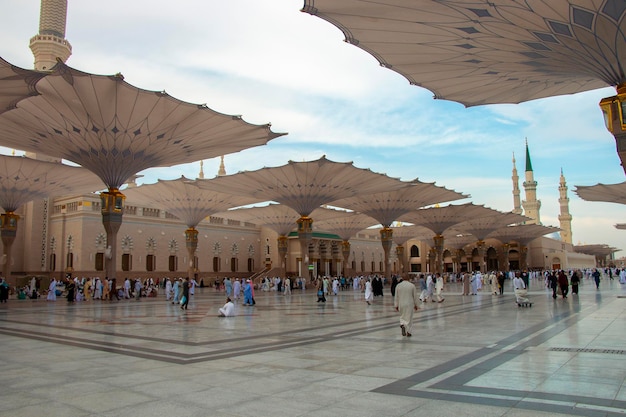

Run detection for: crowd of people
[[1, 265, 623, 322]]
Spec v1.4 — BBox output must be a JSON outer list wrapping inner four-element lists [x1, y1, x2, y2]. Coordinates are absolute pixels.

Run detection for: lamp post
[[599, 84, 626, 173]]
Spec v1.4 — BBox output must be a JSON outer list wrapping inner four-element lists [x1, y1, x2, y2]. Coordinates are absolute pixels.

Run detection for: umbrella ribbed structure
[[0, 58, 45, 114], [331, 180, 466, 277], [302, 0, 623, 106], [196, 156, 406, 278], [0, 155, 103, 279], [575, 182, 626, 230], [575, 182, 626, 205], [397, 203, 498, 273], [0, 60, 285, 189], [312, 207, 379, 276], [488, 223, 560, 270], [122, 177, 258, 279], [0, 58, 284, 281], [574, 244, 619, 266], [302, 1, 626, 171]]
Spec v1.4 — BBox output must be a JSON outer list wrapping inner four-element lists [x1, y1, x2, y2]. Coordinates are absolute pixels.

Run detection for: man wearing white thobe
[[394, 278, 420, 337], [218, 298, 235, 317], [47, 278, 57, 301]]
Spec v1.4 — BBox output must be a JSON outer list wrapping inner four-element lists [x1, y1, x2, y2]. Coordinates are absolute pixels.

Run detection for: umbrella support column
[[185, 227, 198, 279], [101, 189, 125, 283], [380, 227, 393, 281], [0, 212, 19, 283], [277, 235, 288, 278], [297, 216, 313, 281], [433, 234, 444, 275], [395, 245, 405, 277], [342, 240, 351, 276]]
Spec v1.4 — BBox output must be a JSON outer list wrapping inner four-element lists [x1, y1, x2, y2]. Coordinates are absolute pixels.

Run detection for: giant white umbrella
[[0, 59, 284, 281], [302, 1, 626, 171], [196, 156, 406, 278], [331, 181, 466, 278], [122, 177, 258, 279], [313, 207, 379, 276], [0, 155, 103, 280]]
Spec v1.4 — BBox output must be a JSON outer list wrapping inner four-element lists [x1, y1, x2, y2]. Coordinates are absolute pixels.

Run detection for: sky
[[1, 0, 624, 255]]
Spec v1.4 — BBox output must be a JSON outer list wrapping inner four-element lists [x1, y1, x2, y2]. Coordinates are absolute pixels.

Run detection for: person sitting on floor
[[218, 297, 235, 317]]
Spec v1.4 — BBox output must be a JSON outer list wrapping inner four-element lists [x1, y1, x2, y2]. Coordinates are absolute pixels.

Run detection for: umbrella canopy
[[575, 243, 619, 258], [0, 59, 285, 189], [390, 224, 434, 245], [442, 230, 477, 250], [331, 181, 467, 227], [488, 223, 560, 245], [398, 203, 497, 235], [0, 154, 103, 211], [214, 203, 301, 236], [302, 0, 624, 106], [121, 176, 259, 228], [574, 181, 626, 205], [0, 57, 45, 114], [456, 211, 530, 241], [196, 156, 406, 217], [312, 207, 379, 240]]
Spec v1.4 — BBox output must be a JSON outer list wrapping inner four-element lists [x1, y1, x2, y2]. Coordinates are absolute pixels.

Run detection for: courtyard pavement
[[0, 277, 625, 417]]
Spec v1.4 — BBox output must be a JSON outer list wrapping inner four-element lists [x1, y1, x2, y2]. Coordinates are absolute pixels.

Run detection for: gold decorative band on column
[[277, 235, 289, 252], [600, 83, 626, 131], [0, 211, 20, 233], [395, 245, 404, 257], [296, 216, 313, 234], [379, 226, 393, 242], [100, 188, 126, 214], [185, 227, 199, 243], [341, 240, 351, 253]]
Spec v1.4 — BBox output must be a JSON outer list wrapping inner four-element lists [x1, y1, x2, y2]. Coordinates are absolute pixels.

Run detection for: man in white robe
[[218, 298, 235, 317], [364, 278, 373, 305], [47, 278, 57, 301], [124, 278, 131, 299], [233, 278, 241, 301], [165, 278, 173, 301], [394, 278, 420, 337]]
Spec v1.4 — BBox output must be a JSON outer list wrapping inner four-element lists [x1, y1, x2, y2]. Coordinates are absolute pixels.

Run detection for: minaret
[[217, 156, 226, 176], [198, 160, 205, 179], [558, 168, 573, 244], [522, 139, 541, 224], [29, 0, 72, 71], [511, 152, 522, 215]]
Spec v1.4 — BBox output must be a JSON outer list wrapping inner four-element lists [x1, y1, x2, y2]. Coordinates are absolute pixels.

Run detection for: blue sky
[[1, 0, 624, 254]]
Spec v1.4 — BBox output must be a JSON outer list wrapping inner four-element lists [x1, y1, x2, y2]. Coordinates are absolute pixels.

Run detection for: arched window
[[410, 245, 420, 257]]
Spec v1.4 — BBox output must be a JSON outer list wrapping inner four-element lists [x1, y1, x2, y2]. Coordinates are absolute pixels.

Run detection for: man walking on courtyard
[[394, 277, 420, 337]]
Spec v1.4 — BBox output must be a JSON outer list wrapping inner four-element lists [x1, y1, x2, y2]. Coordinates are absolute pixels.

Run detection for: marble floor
[[0, 277, 625, 417]]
